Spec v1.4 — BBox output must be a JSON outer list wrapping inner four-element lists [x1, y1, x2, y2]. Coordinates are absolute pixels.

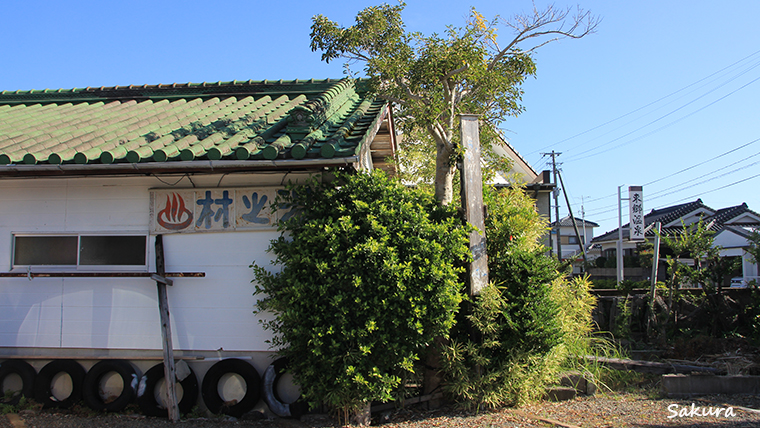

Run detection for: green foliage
[[616, 280, 649, 293], [0, 396, 40, 415], [482, 185, 548, 254], [612, 296, 634, 340], [252, 170, 471, 417], [746, 229, 760, 266], [440, 186, 597, 409]]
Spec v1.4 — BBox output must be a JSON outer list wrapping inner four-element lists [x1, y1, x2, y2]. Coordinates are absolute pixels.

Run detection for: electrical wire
[[567, 136, 760, 217], [522, 49, 760, 157], [564, 71, 760, 162]]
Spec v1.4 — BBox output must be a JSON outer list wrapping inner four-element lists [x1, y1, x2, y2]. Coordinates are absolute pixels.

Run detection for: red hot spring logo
[[157, 193, 193, 230]]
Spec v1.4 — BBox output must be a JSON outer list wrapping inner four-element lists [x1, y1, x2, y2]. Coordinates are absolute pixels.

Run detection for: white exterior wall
[[0, 173, 305, 354], [553, 224, 596, 259], [715, 228, 760, 284]]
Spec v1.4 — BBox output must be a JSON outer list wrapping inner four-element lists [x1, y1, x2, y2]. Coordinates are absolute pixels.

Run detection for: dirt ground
[[3, 391, 760, 428]]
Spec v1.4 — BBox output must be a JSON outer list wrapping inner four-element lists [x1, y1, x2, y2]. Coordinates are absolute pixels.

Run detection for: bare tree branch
[[488, 4, 599, 71]]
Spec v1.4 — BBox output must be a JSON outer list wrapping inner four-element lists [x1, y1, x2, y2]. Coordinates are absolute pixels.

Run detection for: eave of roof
[[0, 78, 396, 177]]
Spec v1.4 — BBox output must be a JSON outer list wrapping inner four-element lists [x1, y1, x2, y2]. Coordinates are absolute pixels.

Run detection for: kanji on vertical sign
[[629, 186, 645, 241]]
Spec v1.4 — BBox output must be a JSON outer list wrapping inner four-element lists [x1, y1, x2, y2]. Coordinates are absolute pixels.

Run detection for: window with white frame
[[13, 234, 147, 268]]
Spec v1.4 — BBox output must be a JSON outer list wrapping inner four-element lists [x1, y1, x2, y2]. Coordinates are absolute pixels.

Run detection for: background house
[[490, 142, 554, 221], [549, 215, 599, 269], [590, 199, 760, 285]]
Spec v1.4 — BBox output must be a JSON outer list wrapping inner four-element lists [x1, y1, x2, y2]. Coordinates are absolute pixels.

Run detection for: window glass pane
[[14, 236, 78, 265], [80, 236, 146, 265]]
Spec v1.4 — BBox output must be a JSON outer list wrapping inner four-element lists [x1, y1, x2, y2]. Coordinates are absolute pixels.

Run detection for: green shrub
[[252, 170, 470, 418], [440, 186, 597, 409]]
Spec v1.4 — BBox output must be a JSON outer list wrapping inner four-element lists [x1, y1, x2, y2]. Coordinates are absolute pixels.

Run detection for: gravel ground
[[3, 392, 760, 428]]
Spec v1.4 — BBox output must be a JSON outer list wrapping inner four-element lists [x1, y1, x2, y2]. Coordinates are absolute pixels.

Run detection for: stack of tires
[[0, 357, 306, 419]]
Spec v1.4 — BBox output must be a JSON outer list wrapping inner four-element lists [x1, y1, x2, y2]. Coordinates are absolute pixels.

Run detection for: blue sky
[[2, 0, 759, 235]]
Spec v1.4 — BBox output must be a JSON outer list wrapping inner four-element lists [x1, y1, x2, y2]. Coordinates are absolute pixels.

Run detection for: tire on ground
[[0, 359, 36, 406], [262, 357, 308, 418], [201, 358, 262, 418], [82, 359, 138, 412], [33, 359, 86, 409], [136, 362, 198, 417]]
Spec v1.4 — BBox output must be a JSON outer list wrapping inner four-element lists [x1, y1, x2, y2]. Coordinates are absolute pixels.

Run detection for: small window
[[13, 234, 147, 268], [14, 236, 78, 265]]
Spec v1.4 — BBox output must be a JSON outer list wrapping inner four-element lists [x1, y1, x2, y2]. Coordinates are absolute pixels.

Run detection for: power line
[[564, 71, 760, 162], [647, 160, 760, 202], [581, 169, 760, 226], [562, 57, 760, 159], [567, 137, 760, 216], [643, 138, 760, 187], [668, 172, 760, 204], [522, 49, 760, 157]]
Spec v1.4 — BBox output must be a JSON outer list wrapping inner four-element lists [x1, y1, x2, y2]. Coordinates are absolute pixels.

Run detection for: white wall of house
[[551, 223, 596, 260], [715, 228, 759, 284], [0, 173, 308, 354]]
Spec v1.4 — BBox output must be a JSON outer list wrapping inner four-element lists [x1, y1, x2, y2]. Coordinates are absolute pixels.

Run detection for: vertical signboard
[[460, 114, 488, 296], [629, 186, 644, 242]]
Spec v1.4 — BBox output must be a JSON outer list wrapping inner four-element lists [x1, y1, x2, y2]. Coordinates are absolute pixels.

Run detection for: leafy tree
[[654, 219, 741, 338], [310, 2, 598, 204], [252, 171, 470, 421]]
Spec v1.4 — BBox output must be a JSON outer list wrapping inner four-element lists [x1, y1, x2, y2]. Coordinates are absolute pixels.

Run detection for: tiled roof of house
[[551, 215, 599, 228], [644, 199, 712, 226], [592, 199, 714, 243], [705, 203, 760, 228], [0, 78, 396, 176]]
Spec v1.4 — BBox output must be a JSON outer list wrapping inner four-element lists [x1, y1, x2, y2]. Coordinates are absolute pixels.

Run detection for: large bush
[[441, 186, 596, 409], [252, 170, 470, 418]]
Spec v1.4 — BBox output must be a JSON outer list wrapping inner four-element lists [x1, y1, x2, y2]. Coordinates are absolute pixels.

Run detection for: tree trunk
[[350, 402, 371, 426], [434, 142, 455, 205]]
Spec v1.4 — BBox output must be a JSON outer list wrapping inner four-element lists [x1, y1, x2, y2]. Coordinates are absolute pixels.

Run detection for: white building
[[0, 78, 396, 416], [549, 215, 599, 261]]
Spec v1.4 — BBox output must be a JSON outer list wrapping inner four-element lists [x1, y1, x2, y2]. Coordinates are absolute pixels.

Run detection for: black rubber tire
[[33, 359, 86, 409], [0, 360, 36, 405], [136, 363, 198, 417], [262, 358, 308, 418], [82, 359, 138, 412], [201, 358, 261, 418]]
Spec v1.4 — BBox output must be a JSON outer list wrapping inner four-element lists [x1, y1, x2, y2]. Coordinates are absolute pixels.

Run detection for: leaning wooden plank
[[155, 234, 180, 422]]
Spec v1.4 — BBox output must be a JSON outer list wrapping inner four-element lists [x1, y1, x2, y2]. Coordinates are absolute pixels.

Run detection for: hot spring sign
[[150, 188, 296, 233]]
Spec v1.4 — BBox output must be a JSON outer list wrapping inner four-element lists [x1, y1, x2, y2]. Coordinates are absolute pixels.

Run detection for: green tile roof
[[0, 78, 392, 172]]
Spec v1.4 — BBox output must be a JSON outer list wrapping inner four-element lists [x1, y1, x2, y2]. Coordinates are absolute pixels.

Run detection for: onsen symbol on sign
[[157, 193, 194, 230]]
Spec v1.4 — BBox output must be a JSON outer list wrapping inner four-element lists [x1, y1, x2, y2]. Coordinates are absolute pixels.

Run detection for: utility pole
[[617, 186, 624, 284], [581, 196, 587, 248], [558, 170, 587, 263], [542, 151, 562, 261]]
